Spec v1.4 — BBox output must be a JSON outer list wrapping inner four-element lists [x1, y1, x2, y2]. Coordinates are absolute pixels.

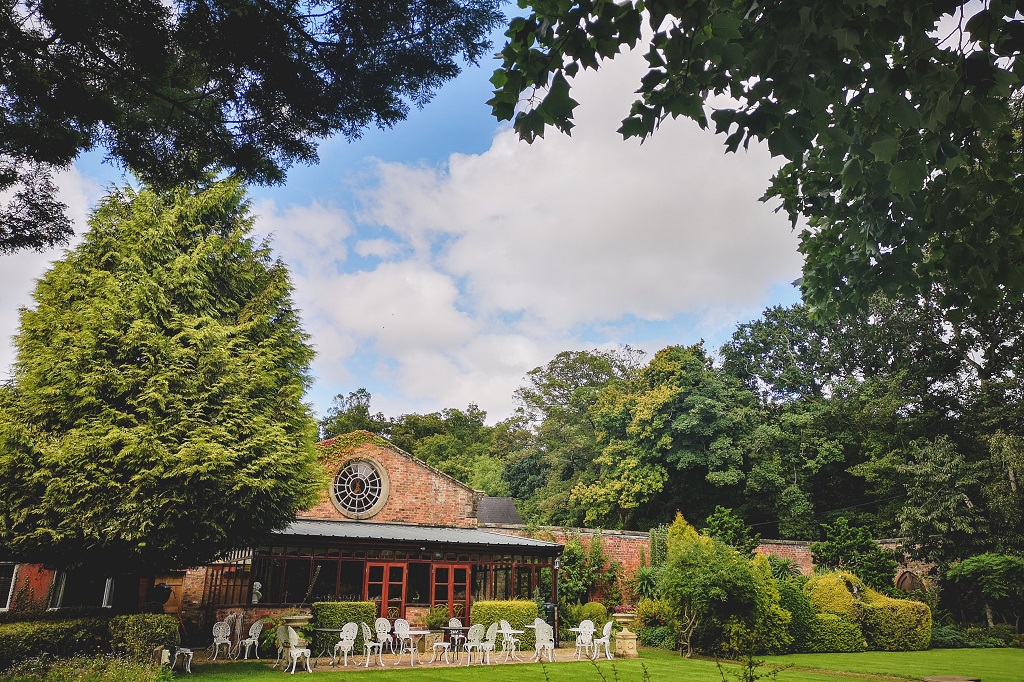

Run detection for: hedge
[[470, 600, 539, 651], [310, 602, 378, 655], [109, 614, 179, 662], [804, 613, 866, 653], [0, 617, 110, 670], [860, 591, 931, 651], [803, 572, 860, 620], [775, 580, 816, 653]]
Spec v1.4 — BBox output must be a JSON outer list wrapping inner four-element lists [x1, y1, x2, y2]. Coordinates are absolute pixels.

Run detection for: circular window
[[331, 458, 389, 519]]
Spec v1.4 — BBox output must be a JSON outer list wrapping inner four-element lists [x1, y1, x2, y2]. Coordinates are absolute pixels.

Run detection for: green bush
[[860, 592, 931, 651], [109, 614, 178, 663], [470, 600, 538, 651], [776, 580, 816, 652], [803, 571, 860, 620], [963, 627, 1007, 648], [1, 655, 174, 682], [930, 624, 966, 648], [988, 623, 1017, 646], [804, 613, 865, 653], [639, 625, 677, 649], [0, 618, 110, 670], [310, 602, 377, 655], [634, 599, 678, 651]]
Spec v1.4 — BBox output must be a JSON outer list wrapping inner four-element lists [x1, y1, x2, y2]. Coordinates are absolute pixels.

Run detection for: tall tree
[[489, 2, 1024, 316], [0, 0, 503, 253], [319, 389, 388, 440], [0, 180, 325, 573]]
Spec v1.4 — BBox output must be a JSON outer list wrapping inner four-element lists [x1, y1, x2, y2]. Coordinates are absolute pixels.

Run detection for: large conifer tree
[[0, 180, 324, 573]]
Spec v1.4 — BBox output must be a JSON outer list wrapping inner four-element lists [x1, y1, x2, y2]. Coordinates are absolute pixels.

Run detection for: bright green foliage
[[805, 613, 866, 653], [718, 556, 792, 656], [557, 534, 620, 610], [318, 390, 389, 440], [109, 614, 178, 663], [775, 579, 816, 653], [810, 518, 898, 592], [703, 506, 761, 558], [631, 566, 659, 601], [0, 181, 324, 573], [0, 618, 110, 669], [491, 1, 1024, 317], [0, 0, 504, 254], [947, 553, 1024, 628], [310, 602, 377, 654], [634, 598, 677, 650], [803, 572, 861, 621], [469, 600, 538, 650], [659, 515, 757, 656], [860, 591, 932, 651]]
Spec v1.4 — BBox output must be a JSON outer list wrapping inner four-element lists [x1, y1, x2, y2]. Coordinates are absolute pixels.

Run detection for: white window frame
[[0, 563, 17, 611], [49, 571, 114, 609]]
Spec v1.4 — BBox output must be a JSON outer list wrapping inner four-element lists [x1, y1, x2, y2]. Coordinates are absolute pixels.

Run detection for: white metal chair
[[429, 619, 455, 664], [574, 619, 595, 660], [285, 626, 312, 674], [462, 623, 486, 665], [534, 620, 555, 663], [393, 618, 414, 656], [240, 620, 264, 659], [591, 621, 614, 660], [447, 618, 467, 654], [360, 622, 385, 667], [273, 625, 289, 669], [333, 622, 359, 666], [479, 622, 499, 664], [210, 620, 232, 660], [171, 630, 193, 674], [374, 617, 395, 654], [499, 619, 521, 659]]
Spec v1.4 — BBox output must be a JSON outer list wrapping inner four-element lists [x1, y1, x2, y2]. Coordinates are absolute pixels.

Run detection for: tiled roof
[[477, 497, 524, 525]]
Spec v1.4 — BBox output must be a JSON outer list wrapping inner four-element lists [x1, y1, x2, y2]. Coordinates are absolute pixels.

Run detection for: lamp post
[[553, 556, 560, 647]]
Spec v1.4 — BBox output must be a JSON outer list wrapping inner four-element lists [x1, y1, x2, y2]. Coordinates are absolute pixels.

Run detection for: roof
[[477, 497, 524, 525], [274, 518, 562, 553]]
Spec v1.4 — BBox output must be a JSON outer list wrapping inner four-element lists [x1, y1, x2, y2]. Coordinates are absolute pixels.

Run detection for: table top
[[407, 629, 431, 636], [312, 628, 346, 633], [440, 625, 469, 630], [498, 628, 524, 634]]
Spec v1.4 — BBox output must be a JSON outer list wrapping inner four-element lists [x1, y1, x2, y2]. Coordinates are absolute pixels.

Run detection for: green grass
[[169, 647, 1024, 682]]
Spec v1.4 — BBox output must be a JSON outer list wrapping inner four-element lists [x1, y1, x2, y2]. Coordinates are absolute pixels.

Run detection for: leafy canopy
[[0, 0, 503, 253], [0, 180, 325, 573], [490, 1, 1024, 316]]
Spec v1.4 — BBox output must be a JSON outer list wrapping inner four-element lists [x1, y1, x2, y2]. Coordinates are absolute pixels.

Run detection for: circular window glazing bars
[[332, 459, 389, 518]]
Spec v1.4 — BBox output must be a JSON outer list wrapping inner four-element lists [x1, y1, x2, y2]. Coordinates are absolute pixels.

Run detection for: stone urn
[[282, 613, 312, 649], [612, 611, 635, 626]]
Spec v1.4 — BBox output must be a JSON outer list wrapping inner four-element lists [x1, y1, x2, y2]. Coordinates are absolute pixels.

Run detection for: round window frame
[[330, 457, 390, 519]]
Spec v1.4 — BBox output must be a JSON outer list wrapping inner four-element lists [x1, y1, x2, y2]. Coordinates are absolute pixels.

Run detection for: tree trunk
[[985, 602, 995, 628]]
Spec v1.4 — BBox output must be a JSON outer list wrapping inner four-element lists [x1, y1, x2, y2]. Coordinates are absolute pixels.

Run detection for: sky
[[0, 30, 804, 425]]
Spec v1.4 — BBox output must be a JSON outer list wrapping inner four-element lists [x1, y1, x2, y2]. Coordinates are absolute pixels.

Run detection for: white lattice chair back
[[393, 618, 410, 637]]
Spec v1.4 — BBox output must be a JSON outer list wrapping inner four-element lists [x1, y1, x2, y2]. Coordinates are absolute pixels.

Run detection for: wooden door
[[366, 563, 406, 619]]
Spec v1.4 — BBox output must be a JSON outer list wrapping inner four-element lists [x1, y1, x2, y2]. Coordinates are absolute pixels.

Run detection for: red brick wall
[[754, 539, 814, 575], [301, 442, 482, 527]]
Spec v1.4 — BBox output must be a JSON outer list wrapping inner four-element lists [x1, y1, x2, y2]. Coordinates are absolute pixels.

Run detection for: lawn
[[175, 647, 1024, 681]]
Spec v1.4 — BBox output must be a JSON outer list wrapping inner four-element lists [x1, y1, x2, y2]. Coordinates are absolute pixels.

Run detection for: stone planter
[[423, 631, 444, 655], [615, 627, 639, 658], [612, 612, 635, 626]]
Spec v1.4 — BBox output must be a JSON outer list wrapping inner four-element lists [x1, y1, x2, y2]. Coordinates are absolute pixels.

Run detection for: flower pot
[[613, 612, 635, 626]]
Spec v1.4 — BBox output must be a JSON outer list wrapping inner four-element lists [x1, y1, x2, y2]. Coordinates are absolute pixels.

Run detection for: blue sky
[[0, 30, 803, 424]]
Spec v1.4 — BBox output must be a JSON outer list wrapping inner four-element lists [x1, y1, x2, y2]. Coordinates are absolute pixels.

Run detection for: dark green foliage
[[0, 0, 504, 254], [946, 553, 1024, 628], [109, 614, 178, 663], [491, 1, 1024, 317], [804, 613, 865, 653], [469, 600, 538, 650], [703, 507, 761, 558], [775, 580, 816, 653], [0, 180, 324, 573], [0, 618, 109, 670], [810, 518, 899, 593], [632, 567, 659, 601], [310, 602, 377, 655], [929, 624, 967, 649], [639, 625, 678, 650]]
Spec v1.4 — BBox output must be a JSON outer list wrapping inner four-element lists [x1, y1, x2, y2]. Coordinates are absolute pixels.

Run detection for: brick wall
[[301, 442, 482, 527], [754, 539, 814, 575]]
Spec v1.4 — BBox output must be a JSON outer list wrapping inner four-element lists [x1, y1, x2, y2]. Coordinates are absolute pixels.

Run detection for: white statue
[[252, 582, 263, 604]]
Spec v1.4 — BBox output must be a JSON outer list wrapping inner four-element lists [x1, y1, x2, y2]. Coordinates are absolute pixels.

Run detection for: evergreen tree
[[0, 180, 325, 573]]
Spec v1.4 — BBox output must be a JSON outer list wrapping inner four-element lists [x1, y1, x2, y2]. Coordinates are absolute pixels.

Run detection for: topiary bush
[[775, 579, 816, 652], [803, 571, 860, 621], [804, 613, 865, 653], [470, 600, 538, 651], [109, 614, 179, 663], [0, 618, 110, 670], [860, 591, 931, 651], [311, 602, 377, 655]]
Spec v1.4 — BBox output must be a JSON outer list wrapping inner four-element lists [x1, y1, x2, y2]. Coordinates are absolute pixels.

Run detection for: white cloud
[[0, 167, 99, 380]]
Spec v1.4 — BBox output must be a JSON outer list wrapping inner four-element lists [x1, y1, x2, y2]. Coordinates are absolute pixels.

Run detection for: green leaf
[[869, 137, 900, 162], [888, 160, 927, 197]]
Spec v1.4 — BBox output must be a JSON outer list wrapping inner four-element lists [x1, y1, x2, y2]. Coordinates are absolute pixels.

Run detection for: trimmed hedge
[[803, 572, 860, 620], [470, 600, 538, 650], [860, 591, 931, 651], [110, 614, 179, 662], [804, 613, 865, 653], [310, 602, 378, 655], [0, 618, 109, 670]]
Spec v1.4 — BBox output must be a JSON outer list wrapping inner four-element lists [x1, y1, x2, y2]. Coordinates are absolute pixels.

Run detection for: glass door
[[366, 563, 406, 619], [432, 564, 470, 620]]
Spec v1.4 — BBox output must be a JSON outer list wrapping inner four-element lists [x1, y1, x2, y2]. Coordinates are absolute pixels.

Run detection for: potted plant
[[424, 606, 449, 654]]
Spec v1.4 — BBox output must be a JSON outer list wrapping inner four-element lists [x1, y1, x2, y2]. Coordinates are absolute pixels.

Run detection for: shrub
[[930, 624, 966, 649], [559, 601, 607, 644], [634, 599, 678, 651], [470, 600, 538, 651], [803, 571, 860, 621], [0, 618, 109, 670], [963, 627, 1007, 648], [1, 654, 174, 682], [639, 625, 677, 649], [717, 557, 793, 657], [988, 623, 1017, 646], [860, 591, 931, 651], [631, 566, 659, 600], [775, 579, 816, 652], [425, 605, 448, 630], [804, 613, 865, 653], [310, 602, 377, 655], [109, 614, 179, 663]]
